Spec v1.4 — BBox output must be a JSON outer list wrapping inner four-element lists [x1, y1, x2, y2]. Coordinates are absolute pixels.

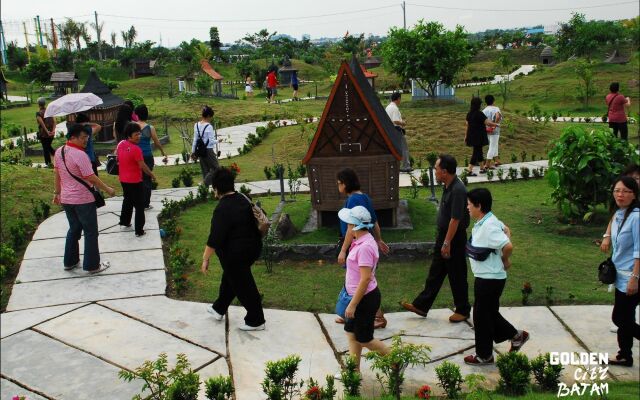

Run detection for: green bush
[[172, 177, 181, 188], [435, 361, 463, 399], [340, 355, 362, 397], [167, 371, 199, 400], [496, 352, 531, 396], [531, 353, 563, 392], [261, 354, 303, 400], [547, 126, 639, 220], [365, 336, 431, 399], [119, 353, 199, 400], [204, 375, 234, 400]]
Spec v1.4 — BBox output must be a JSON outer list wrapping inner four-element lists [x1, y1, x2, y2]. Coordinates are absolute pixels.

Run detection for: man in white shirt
[[385, 92, 411, 172]]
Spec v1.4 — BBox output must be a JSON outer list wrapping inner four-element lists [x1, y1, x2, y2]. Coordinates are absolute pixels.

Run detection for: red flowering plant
[[521, 281, 533, 305], [304, 385, 321, 400], [416, 384, 431, 399]]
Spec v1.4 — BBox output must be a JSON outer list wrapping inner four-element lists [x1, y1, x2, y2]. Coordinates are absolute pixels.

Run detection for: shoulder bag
[[598, 209, 632, 284], [61, 146, 105, 208], [604, 94, 619, 124], [465, 236, 496, 261], [239, 192, 270, 237]]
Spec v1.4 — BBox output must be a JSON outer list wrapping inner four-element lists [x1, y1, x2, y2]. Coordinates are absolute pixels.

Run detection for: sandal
[[374, 316, 388, 329], [335, 317, 345, 324]]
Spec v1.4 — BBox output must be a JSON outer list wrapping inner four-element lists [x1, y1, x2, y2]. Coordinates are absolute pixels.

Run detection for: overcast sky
[[1, 0, 637, 48]]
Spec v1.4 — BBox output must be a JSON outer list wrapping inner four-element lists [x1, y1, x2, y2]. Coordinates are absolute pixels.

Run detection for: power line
[[100, 5, 398, 23], [406, 1, 637, 12]]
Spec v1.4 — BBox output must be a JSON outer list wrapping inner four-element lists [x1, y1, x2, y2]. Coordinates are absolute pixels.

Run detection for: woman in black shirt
[[465, 97, 498, 176], [201, 167, 265, 331]]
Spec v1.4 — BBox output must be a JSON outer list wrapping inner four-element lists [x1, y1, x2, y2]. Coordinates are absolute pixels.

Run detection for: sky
[[1, 0, 637, 48]]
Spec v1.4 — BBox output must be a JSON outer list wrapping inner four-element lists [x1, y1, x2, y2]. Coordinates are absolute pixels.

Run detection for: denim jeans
[[63, 203, 100, 271]]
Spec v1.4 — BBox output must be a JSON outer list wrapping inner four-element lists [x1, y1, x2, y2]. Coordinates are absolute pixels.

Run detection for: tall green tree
[[381, 20, 471, 99], [494, 51, 514, 109], [556, 13, 625, 60], [243, 29, 276, 66], [339, 33, 364, 54], [209, 26, 222, 56], [574, 59, 597, 109]]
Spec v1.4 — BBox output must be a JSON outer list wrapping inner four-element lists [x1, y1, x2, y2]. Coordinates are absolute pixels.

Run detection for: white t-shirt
[[191, 122, 218, 153], [385, 102, 403, 127], [483, 106, 501, 135]]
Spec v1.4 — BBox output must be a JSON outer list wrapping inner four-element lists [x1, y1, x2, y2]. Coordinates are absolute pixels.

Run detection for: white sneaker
[[207, 305, 223, 321], [334, 372, 343, 380], [610, 326, 618, 333], [64, 262, 80, 271], [87, 262, 111, 274], [238, 323, 265, 331]]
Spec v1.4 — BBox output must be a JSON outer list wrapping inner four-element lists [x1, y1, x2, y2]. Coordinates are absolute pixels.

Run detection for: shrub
[[180, 168, 194, 187], [531, 353, 563, 392], [239, 184, 252, 196], [172, 177, 181, 188], [304, 376, 336, 400], [168, 244, 194, 293], [497, 168, 505, 182], [196, 183, 209, 202], [435, 361, 463, 399], [520, 167, 530, 180], [547, 126, 639, 220], [520, 150, 527, 163], [340, 355, 362, 397], [365, 336, 431, 399], [264, 166, 273, 180], [204, 375, 234, 400], [508, 167, 519, 181], [496, 352, 531, 396], [486, 169, 494, 181], [119, 353, 199, 400], [261, 355, 303, 400], [464, 374, 492, 400], [521, 282, 532, 305], [0, 243, 17, 268], [459, 170, 469, 186]]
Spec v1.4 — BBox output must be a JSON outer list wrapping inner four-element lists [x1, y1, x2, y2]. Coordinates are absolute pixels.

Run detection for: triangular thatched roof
[[80, 68, 124, 108]]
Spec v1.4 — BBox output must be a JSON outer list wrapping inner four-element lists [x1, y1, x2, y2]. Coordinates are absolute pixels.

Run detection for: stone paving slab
[[16, 249, 165, 282], [100, 217, 160, 234], [0, 303, 86, 339], [6, 270, 166, 311], [35, 304, 217, 371], [1, 378, 49, 400], [319, 309, 475, 353], [100, 296, 227, 355], [552, 305, 640, 381], [23, 230, 161, 260], [228, 306, 340, 400], [0, 330, 139, 400], [30, 211, 69, 240]]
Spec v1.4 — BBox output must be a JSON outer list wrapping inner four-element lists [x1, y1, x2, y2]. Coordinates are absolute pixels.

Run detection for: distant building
[[50, 72, 79, 97], [411, 80, 455, 100], [540, 46, 555, 65]]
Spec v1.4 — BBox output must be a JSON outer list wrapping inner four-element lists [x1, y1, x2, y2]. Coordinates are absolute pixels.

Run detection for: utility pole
[[0, 21, 7, 65], [402, 1, 406, 29], [50, 18, 58, 56], [36, 15, 44, 46], [94, 11, 102, 60], [22, 21, 31, 62]]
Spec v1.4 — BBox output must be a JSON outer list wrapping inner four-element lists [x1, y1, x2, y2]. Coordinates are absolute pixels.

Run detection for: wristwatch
[[602, 233, 611, 238], [443, 241, 450, 248]]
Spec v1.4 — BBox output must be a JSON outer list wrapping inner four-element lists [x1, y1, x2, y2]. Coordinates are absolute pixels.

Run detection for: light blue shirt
[[611, 207, 640, 292], [469, 212, 510, 280]]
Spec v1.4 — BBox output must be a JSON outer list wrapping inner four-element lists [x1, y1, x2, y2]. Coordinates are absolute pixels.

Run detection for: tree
[[381, 20, 471, 99], [494, 51, 514, 109], [556, 13, 626, 60], [574, 59, 597, 109], [243, 29, 276, 66], [60, 19, 80, 51], [110, 32, 117, 58], [339, 33, 364, 54], [209, 26, 221, 57], [7, 41, 28, 70], [91, 20, 104, 60]]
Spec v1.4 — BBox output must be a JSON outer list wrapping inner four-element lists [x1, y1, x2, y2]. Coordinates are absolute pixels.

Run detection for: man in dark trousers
[[401, 154, 471, 322]]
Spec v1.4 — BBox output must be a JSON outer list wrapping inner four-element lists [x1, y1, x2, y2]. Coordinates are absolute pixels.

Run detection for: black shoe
[[609, 354, 633, 367]]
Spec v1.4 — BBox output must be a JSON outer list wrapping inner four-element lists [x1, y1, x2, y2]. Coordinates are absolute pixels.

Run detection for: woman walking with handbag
[[337, 205, 389, 374], [201, 167, 266, 331], [116, 122, 156, 236], [462, 188, 529, 365], [604, 176, 640, 366]]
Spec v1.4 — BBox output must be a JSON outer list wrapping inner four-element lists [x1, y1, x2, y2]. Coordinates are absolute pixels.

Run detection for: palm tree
[[193, 42, 212, 61], [90, 21, 104, 60], [110, 32, 117, 58], [59, 20, 77, 51], [127, 25, 137, 47], [79, 23, 91, 49], [121, 31, 130, 48]]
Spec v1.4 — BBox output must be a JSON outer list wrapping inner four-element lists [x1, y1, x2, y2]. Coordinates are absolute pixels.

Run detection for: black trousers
[[609, 122, 628, 141], [612, 289, 640, 358], [40, 137, 55, 165], [470, 145, 484, 165], [473, 278, 517, 359], [142, 155, 155, 208], [213, 257, 265, 327], [120, 182, 145, 235], [412, 229, 471, 316]]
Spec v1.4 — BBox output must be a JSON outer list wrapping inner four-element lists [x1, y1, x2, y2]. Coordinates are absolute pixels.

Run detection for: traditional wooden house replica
[[279, 58, 298, 85], [50, 72, 79, 97], [361, 66, 378, 90], [200, 60, 224, 96], [604, 50, 629, 64], [540, 46, 555, 65], [410, 80, 455, 100], [0, 69, 7, 101], [132, 59, 156, 78], [67, 68, 124, 142], [363, 56, 382, 69], [302, 57, 403, 227]]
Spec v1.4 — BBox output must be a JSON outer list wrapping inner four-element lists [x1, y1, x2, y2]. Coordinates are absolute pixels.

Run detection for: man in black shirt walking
[[401, 154, 471, 322]]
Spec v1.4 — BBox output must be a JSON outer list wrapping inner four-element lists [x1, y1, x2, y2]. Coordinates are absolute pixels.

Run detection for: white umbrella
[[44, 93, 103, 118]]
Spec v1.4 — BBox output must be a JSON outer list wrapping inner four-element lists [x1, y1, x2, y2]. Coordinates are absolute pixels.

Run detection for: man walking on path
[[267, 69, 278, 103], [385, 92, 411, 172], [54, 124, 116, 273], [401, 154, 472, 322]]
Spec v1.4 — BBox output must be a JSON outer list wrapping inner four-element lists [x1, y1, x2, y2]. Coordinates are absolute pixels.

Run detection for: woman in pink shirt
[[116, 122, 156, 236], [337, 205, 389, 373], [606, 82, 631, 140]]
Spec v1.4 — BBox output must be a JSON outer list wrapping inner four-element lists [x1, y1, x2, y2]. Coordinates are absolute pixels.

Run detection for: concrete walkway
[[1, 167, 638, 400], [456, 65, 536, 88]]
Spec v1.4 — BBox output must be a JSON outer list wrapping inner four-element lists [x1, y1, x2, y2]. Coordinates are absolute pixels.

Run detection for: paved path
[[456, 65, 536, 88], [2, 167, 638, 399]]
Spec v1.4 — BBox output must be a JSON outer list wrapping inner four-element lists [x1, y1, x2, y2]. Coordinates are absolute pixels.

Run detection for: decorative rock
[[275, 213, 298, 240]]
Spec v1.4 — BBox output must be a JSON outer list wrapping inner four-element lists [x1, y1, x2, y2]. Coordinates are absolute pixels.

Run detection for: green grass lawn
[[169, 178, 614, 312]]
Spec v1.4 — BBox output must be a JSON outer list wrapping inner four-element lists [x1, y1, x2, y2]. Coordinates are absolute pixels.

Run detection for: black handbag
[[598, 258, 616, 284], [61, 146, 106, 208], [106, 154, 119, 175]]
